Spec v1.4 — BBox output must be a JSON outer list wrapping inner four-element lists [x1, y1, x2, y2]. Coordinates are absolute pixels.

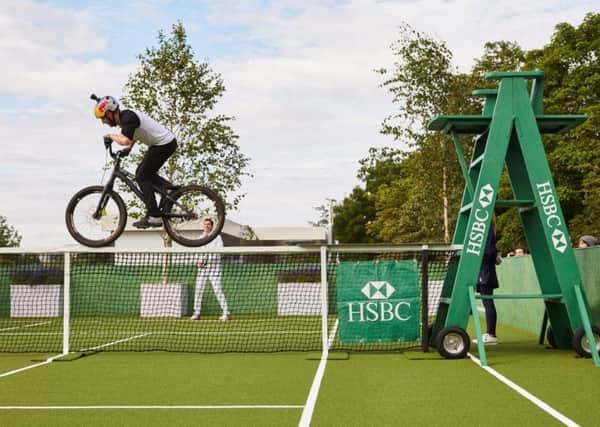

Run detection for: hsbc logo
[[479, 184, 494, 208], [465, 183, 494, 257], [537, 181, 568, 254], [552, 229, 567, 254], [347, 281, 411, 323], [361, 281, 395, 300]]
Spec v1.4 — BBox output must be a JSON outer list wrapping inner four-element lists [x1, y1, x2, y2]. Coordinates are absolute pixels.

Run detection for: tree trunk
[[442, 165, 449, 243]]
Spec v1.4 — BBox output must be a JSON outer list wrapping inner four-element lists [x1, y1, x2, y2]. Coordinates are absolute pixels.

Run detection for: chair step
[[460, 203, 473, 213], [495, 199, 535, 208], [470, 154, 485, 168], [477, 293, 562, 300]]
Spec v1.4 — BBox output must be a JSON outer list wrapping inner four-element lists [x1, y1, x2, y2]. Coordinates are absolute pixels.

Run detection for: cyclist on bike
[[93, 95, 177, 229]]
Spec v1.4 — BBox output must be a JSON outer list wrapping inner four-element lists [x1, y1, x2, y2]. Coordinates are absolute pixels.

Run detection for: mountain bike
[[65, 138, 225, 248]]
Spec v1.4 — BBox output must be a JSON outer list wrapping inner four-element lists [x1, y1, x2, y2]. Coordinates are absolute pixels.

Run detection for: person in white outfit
[[191, 218, 231, 321]]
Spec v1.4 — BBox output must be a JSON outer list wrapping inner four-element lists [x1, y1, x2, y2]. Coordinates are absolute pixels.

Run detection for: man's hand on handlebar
[[103, 135, 130, 158]]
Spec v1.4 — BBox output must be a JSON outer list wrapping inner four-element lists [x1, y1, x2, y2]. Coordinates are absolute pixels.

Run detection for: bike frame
[[92, 148, 187, 221]]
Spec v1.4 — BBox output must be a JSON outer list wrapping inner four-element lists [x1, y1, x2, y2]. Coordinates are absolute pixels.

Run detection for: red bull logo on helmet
[[97, 99, 110, 113]]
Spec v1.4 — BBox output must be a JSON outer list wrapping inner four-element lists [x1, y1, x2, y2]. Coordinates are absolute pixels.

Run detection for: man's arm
[[107, 133, 135, 148], [107, 110, 139, 148]]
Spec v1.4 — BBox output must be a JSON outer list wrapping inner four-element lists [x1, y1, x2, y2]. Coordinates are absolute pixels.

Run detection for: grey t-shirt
[[120, 109, 175, 146]]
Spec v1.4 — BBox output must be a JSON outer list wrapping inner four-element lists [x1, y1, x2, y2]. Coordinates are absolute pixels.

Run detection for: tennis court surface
[[1, 247, 598, 426]]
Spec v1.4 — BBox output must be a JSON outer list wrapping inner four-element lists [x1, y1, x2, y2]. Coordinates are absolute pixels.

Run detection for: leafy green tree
[[378, 23, 456, 146], [309, 204, 329, 228], [333, 187, 377, 243], [524, 12, 600, 243], [121, 22, 250, 213], [472, 41, 526, 77], [337, 16, 600, 249], [373, 18, 599, 250], [331, 147, 404, 243], [309, 198, 336, 228], [357, 147, 405, 193], [0, 215, 21, 247], [378, 24, 480, 242], [470, 41, 528, 252]]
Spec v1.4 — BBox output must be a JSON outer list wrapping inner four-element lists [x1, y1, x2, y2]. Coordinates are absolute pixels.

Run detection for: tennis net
[[0, 245, 457, 354]]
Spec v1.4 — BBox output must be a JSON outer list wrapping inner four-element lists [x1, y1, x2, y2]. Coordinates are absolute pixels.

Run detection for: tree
[[334, 17, 600, 249], [309, 199, 336, 228], [373, 20, 599, 250], [309, 205, 329, 228], [472, 41, 526, 77], [470, 41, 528, 253], [331, 147, 404, 243], [378, 24, 480, 242], [0, 215, 21, 247], [121, 22, 250, 214], [524, 12, 600, 243], [478, 13, 600, 251], [333, 187, 377, 243]]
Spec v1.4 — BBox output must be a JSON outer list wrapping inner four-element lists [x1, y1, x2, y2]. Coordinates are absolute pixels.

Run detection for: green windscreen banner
[[336, 260, 420, 343]]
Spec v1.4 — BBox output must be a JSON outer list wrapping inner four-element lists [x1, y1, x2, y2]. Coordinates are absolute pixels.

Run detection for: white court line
[[326, 319, 338, 349], [298, 318, 339, 427], [0, 333, 151, 379], [1, 330, 321, 337], [468, 353, 580, 427], [146, 330, 321, 336], [0, 332, 61, 336], [0, 333, 151, 378], [79, 333, 152, 352], [0, 321, 53, 332], [0, 354, 65, 379], [0, 405, 303, 410]]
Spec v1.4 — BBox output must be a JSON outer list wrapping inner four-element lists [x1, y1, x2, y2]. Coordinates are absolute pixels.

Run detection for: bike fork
[[93, 180, 115, 219]]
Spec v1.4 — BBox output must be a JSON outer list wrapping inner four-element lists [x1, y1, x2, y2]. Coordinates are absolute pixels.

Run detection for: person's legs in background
[[479, 286, 497, 343], [191, 274, 208, 320]]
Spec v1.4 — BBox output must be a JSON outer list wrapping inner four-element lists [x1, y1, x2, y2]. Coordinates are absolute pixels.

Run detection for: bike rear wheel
[[163, 185, 225, 247], [65, 185, 127, 247]]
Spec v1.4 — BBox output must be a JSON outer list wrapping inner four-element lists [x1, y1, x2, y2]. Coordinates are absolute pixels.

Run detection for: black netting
[[0, 247, 456, 354], [69, 251, 322, 353], [327, 249, 453, 352], [0, 253, 64, 352]]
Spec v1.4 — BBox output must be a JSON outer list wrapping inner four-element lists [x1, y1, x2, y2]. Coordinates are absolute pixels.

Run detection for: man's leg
[[135, 142, 176, 218], [192, 274, 208, 318], [210, 272, 230, 317]]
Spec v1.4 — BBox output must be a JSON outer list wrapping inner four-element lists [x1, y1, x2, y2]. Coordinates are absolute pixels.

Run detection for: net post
[[62, 252, 70, 355], [421, 244, 429, 352], [320, 246, 329, 353]]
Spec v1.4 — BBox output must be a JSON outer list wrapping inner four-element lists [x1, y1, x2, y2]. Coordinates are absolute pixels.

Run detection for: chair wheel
[[436, 327, 470, 359], [572, 326, 600, 358]]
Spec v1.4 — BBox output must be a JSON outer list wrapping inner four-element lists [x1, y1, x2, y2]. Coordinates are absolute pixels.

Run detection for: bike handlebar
[[103, 138, 130, 159]]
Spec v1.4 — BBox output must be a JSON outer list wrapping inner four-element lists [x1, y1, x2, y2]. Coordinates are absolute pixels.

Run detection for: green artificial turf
[[0, 321, 598, 426], [0, 352, 312, 427]]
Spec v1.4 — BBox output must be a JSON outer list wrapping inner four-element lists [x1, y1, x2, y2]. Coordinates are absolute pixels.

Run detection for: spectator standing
[[191, 218, 231, 321]]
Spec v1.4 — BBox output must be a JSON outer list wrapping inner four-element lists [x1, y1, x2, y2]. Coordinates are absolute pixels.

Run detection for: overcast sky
[[0, 0, 595, 248]]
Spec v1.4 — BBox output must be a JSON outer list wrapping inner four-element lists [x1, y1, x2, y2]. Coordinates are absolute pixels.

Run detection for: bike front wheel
[[163, 185, 225, 247], [65, 185, 127, 247]]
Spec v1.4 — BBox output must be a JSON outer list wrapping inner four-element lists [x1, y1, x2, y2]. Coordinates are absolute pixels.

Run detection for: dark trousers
[[479, 286, 497, 336], [135, 140, 177, 217]]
